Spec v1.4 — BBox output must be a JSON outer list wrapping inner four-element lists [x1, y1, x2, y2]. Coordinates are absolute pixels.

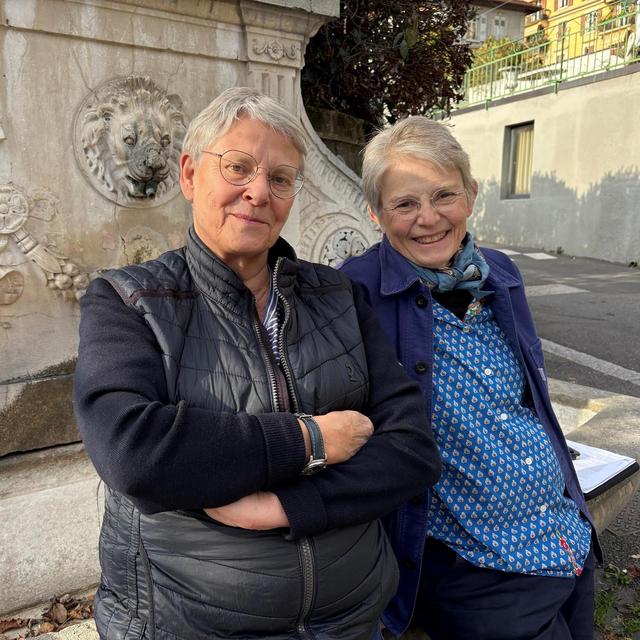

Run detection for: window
[[503, 123, 534, 198], [557, 21, 568, 39], [584, 11, 598, 33], [559, 0, 570, 8], [493, 14, 507, 39]]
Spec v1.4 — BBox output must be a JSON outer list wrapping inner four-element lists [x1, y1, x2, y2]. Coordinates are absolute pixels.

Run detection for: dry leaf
[[626, 564, 640, 578], [50, 602, 68, 625], [38, 621, 56, 633], [0, 619, 26, 633]]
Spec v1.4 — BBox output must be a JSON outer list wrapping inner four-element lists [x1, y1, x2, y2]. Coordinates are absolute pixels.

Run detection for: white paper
[[566, 439, 638, 496]]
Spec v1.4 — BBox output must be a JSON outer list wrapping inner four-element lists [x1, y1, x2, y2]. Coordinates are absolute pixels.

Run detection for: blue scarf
[[409, 233, 492, 300]]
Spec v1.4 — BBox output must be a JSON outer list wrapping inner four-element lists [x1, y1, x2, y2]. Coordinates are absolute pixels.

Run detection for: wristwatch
[[295, 413, 327, 475]]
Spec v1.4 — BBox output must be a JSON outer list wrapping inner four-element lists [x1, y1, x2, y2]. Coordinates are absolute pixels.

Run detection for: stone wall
[[0, 0, 379, 457]]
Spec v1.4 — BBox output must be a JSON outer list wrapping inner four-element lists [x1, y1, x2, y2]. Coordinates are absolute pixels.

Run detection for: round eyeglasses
[[202, 149, 304, 199], [383, 189, 466, 218]]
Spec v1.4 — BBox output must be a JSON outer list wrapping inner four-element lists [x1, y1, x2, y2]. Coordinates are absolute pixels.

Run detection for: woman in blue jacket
[[340, 116, 597, 640]]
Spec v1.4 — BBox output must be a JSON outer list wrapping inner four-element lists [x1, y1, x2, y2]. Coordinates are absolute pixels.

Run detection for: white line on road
[[541, 338, 640, 387], [525, 253, 557, 260], [526, 284, 588, 297]]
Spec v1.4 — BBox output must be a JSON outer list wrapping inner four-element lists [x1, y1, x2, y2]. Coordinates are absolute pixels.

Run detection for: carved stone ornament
[[297, 205, 380, 265], [252, 38, 299, 62], [0, 183, 90, 303], [73, 76, 186, 207], [0, 270, 24, 305], [320, 228, 369, 267]]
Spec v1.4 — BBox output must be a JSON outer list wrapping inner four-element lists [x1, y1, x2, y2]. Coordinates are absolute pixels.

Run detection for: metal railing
[[462, 2, 640, 107]]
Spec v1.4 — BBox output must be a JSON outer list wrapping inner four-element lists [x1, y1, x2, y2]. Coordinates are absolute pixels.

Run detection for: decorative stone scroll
[[252, 38, 300, 63], [0, 184, 90, 303], [319, 227, 369, 267], [73, 76, 186, 207]]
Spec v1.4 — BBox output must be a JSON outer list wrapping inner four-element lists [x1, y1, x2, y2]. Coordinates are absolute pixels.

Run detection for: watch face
[[302, 459, 327, 475]]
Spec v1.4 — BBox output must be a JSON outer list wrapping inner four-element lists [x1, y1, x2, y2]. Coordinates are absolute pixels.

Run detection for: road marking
[[526, 284, 588, 297], [500, 249, 521, 256], [541, 338, 640, 387], [525, 253, 557, 260]]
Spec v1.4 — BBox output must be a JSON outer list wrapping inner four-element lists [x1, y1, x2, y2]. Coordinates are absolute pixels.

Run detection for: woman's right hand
[[299, 411, 374, 464]]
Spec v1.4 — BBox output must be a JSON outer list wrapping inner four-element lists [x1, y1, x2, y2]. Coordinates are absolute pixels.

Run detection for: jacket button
[[414, 362, 427, 374], [403, 558, 417, 570], [416, 295, 428, 308]]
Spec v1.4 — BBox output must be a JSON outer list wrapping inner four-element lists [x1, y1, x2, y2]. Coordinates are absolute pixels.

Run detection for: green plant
[[605, 564, 632, 586], [623, 602, 640, 633], [466, 34, 549, 89], [594, 587, 619, 629], [301, 1, 475, 131]]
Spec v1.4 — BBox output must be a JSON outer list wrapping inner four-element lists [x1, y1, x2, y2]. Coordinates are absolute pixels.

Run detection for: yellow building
[[524, 0, 638, 68]]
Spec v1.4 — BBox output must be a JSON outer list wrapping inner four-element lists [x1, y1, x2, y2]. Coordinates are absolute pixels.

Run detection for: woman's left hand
[[204, 492, 290, 530]]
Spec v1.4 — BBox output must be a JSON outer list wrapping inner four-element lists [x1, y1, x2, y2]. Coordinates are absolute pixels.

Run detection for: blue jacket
[[340, 236, 600, 637]]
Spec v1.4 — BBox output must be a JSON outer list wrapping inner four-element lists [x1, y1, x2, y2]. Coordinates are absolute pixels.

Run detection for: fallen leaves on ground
[[627, 564, 640, 579], [0, 593, 94, 638], [0, 619, 26, 633]]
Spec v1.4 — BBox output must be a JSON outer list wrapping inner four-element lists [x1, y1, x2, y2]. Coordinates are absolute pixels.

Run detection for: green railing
[[461, 3, 640, 107]]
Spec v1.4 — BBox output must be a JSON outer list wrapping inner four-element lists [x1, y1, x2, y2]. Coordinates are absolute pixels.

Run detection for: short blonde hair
[[362, 116, 474, 213]]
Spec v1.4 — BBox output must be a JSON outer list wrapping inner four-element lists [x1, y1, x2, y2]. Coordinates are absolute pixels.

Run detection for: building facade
[[525, 0, 638, 68], [467, 0, 541, 46]]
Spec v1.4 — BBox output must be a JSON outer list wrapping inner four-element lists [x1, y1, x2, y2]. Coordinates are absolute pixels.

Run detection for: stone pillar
[[0, 0, 378, 456]]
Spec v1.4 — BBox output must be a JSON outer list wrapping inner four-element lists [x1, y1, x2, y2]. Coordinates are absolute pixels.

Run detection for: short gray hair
[[362, 116, 474, 213], [182, 86, 308, 166]]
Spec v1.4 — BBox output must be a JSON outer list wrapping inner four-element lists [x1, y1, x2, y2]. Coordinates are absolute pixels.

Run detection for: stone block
[[0, 445, 102, 615], [0, 369, 77, 457]]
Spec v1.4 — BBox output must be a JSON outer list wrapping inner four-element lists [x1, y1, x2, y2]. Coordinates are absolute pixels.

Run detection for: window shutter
[[554, 0, 558, 10]]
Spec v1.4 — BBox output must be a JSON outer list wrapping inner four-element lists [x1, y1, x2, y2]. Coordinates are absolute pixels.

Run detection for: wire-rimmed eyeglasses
[[383, 189, 467, 218], [201, 149, 304, 199]]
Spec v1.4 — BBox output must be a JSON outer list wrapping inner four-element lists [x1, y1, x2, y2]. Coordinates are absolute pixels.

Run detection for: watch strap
[[295, 413, 327, 475]]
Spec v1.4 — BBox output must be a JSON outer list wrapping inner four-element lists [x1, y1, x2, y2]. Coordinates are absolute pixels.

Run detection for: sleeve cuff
[[276, 481, 327, 539], [256, 412, 306, 485]]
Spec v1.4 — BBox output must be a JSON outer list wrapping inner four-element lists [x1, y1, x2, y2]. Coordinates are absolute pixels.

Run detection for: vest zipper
[[252, 312, 281, 412], [253, 257, 316, 638], [272, 258, 318, 638], [296, 536, 317, 640], [272, 257, 300, 413]]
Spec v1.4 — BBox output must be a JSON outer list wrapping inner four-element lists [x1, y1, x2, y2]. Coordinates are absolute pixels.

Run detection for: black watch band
[[295, 413, 327, 475]]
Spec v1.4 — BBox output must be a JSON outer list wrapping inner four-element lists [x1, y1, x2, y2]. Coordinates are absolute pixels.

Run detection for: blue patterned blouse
[[426, 298, 592, 577]]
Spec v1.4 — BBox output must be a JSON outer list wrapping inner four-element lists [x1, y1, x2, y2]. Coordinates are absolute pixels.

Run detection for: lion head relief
[[75, 76, 187, 206]]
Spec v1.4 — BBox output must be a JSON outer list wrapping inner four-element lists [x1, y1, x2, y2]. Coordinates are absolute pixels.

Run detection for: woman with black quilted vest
[[73, 87, 441, 640]]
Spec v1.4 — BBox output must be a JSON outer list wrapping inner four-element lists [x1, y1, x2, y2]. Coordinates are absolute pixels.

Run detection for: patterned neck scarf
[[409, 233, 492, 300]]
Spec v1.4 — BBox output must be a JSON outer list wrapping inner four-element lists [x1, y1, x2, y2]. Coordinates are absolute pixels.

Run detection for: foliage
[[301, 0, 475, 131], [594, 563, 640, 639], [472, 36, 528, 66], [466, 33, 550, 89]]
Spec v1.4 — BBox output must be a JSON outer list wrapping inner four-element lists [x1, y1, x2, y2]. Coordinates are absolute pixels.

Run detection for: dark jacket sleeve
[[73, 278, 307, 513], [275, 284, 442, 538]]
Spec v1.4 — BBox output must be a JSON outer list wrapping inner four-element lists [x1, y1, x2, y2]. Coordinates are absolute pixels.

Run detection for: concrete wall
[[0, 0, 378, 457], [449, 67, 640, 265]]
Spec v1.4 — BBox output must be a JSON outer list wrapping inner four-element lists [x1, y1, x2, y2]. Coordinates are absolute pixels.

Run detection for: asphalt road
[[482, 243, 640, 398]]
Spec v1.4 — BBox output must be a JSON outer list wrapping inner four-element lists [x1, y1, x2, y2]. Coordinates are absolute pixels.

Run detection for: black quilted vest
[[93, 228, 399, 640]]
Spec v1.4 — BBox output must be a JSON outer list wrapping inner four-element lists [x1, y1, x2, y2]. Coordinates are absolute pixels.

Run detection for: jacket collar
[[378, 236, 422, 296], [185, 225, 298, 311], [377, 234, 521, 296], [483, 251, 521, 290]]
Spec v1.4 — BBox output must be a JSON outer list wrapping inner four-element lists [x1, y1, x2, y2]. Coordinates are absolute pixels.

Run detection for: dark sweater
[[73, 250, 441, 537]]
